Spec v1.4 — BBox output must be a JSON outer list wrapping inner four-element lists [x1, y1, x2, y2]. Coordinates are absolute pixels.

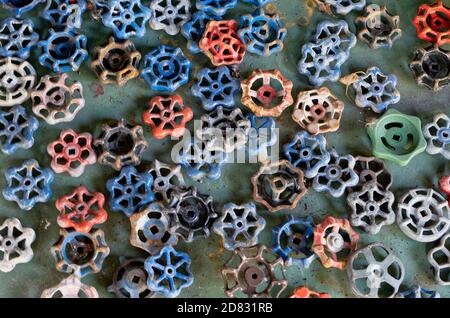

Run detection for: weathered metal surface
[[0, 0, 449, 297]]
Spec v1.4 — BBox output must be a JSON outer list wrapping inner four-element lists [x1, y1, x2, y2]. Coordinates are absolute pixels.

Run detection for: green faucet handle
[[367, 108, 426, 166]]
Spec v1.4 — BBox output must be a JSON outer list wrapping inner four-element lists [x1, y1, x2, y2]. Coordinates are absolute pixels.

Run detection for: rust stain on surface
[[208, 246, 225, 262], [299, 0, 317, 26], [279, 1, 316, 28], [89, 82, 104, 98]]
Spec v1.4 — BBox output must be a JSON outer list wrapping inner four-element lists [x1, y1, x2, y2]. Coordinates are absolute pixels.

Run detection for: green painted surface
[[0, 0, 449, 298]]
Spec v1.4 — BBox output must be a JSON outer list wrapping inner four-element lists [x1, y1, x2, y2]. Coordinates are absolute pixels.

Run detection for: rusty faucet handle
[[241, 69, 293, 118], [312, 216, 359, 270], [409, 45, 450, 92], [355, 4, 402, 49], [251, 160, 307, 212], [94, 119, 149, 171], [91, 37, 141, 86], [292, 87, 344, 135], [221, 244, 288, 298]]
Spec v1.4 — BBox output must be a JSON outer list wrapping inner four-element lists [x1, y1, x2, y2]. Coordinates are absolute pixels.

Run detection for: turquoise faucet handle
[[367, 108, 427, 166]]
